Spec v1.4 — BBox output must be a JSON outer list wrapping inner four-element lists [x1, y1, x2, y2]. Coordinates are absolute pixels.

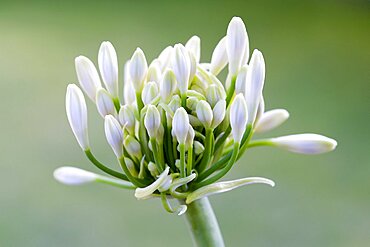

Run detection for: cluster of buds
[[55, 17, 337, 215]]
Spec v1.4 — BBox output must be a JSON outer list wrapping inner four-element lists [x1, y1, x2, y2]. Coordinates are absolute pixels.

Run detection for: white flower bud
[[141, 81, 159, 105], [54, 166, 97, 185], [212, 99, 226, 128], [104, 115, 123, 158], [166, 95, 181, 126], [186, 96, 199, 112], [160, 69, 177, 103], [144, 105, 161, 138], [235, 65, 248, 95], [157, 46, 173, 71], [75, 56, 102, 102], [147, 59, 162, 83], [96, 88, 116, 118], [124, 135, 142, 158], [210, 36, 228, 75], [188, 51, 197, 82], [66, 84, 89, 150], [148, 161, 159, 177], [98, 41, 119, 97], [194, 141, 205, 155], [172, 107, 190, 144], [206, 84, 224, 107], [129, 48, 148, 92], [171, 44, 190, 94], [245, 49, 265, 125], [185, 125, 195, 148], [123, 61, 136, 105], [226, 17, 248, 75], [118, 105, 136, 134], [271, 134, 337, 154], [196, 100, 213, 129], [230, 94, 248, 143], [185, 35, 201, 63], [254, 109, 289, 133]]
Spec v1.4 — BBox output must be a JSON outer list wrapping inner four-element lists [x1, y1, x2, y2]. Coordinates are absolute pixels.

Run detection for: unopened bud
[[142, 81, 159, 105], [75, 56, 102, 102], [104, 115, 123, 157], [254, 109, 289, 133], [210, 36, 228, 75], [196, 100, 213, 129], [96, 88, 116, 117], [129, 48, 148, 92], [230, 94, 248, 143], [172, 107, 190, 144], [98, 41, 119, 97], [160, 69, 177, 103], [118, 104, 136, 135], [171, 44, 190, 94], [144, 105, 161, 138], [124, 135, 142, 159], [185, 35, 201, 63]]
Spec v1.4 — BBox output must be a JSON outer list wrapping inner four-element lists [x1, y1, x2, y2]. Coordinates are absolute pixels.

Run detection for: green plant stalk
[[197, 128, 213, 173], [184, 197, 225, 247], [84, 149, 128, 181]]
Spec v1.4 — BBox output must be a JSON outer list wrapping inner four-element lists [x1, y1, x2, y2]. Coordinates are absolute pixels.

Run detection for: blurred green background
[[0, 0, 369, 246]]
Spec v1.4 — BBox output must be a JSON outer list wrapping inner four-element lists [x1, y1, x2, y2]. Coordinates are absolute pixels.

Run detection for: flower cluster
[[55, 17, 337, 215]]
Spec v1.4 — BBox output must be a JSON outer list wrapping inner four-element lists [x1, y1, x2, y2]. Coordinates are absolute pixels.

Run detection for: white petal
[[226, 17, 248, 75], [96, 88, 116, 117], [104, 115, 123, 157], [196, 100, 213, 129], [98, 41, 119, 97], [245, 49, 265, 125], [230, 94, 248, 143], [254, 109, 289, 133], [271, 134, 337, 154], [171, 44, 190, 94], [135, 167, 170, 199], [172, 107, 190, 143], [186, 177, 275, 204], [210, 36, 228, 75], [185, 35, 201, 63], [54, 166, 97, 185], [66, 84, 89, 150], [75, 56, 102, 102], [212, 99, 226, 128], [144, 105, 161, 138], [129, 48, 148, 92]]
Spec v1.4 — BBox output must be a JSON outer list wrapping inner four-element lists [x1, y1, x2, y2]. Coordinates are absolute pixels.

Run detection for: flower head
[[58, 17, 337, 216]]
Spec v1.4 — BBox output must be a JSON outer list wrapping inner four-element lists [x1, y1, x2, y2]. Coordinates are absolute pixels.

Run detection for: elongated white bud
[[160, 69, 177, 103], [230, 94, 248, 143], [210, 36, 228, 75], [104, 115, 123, 158], [196, 100, 213, 129], [147, 59, 162, 83], [144, 105, 161, 138], [66, 84, 89, 150], [141, 81, 159, 105], [194, 141, 205, 155], [96, 88, 116, 117], [124, 136, 142, 158], [235, 65, 248, 95], [254, 109, 289, 133], [172, 107, 190, 144], [54, 166, 97, 185], [206, 84, 224, 107], [271, 134, 337, 154], [245, 49, 265, 125], [157, 46, 173, 71], [226, 17, 248, 75], [129, 48, 148, 92], [75, 56, 102, 102], [185, 35, 201, 63], [118, 105, 136, 135], [171, 44, 190, 94], [123, 61, 136, 105], [98, 41, 119, 97], [125, 157, 138, 177], [212, 99, 226, 128]]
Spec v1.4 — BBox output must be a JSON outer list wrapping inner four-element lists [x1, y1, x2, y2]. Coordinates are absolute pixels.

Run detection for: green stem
[[197, 128, 213, 173], [150, 138, 164, 172], [136, 92, 144, 112], [118, 157, 148, 187], [179, 143, 186, 178], [184, 197, 225, 247], [84, 149, 128, 181], [112, 97, 121, 113], [225, 76, 236, 107]]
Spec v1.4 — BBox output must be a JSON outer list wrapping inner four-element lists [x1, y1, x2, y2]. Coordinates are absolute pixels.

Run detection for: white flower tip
[[172, 107, 190, 143], [272, 134, 337, 155], [54, 166, 97, 185], [230, 94, 248, 143], [254, 109, 290, 133]]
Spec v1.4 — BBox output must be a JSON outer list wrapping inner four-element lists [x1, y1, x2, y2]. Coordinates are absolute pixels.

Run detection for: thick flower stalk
[[55, 17, 337, 247]]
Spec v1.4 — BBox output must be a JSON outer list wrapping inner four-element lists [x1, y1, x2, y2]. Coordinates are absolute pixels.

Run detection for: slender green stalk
[[150, 138, 164, 172], [225, 76, 236, 107], [197, 128, 213, 173], [136, 92, 144, 112], [179, 143, 186, 178], [84, 149, 128, 181], [194, 143, 240, 189], [183, 197, 225, 247], [187, 145, 194, 176]]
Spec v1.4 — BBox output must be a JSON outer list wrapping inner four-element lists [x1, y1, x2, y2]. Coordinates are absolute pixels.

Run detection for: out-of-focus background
[[0, 0, 369, 246]]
